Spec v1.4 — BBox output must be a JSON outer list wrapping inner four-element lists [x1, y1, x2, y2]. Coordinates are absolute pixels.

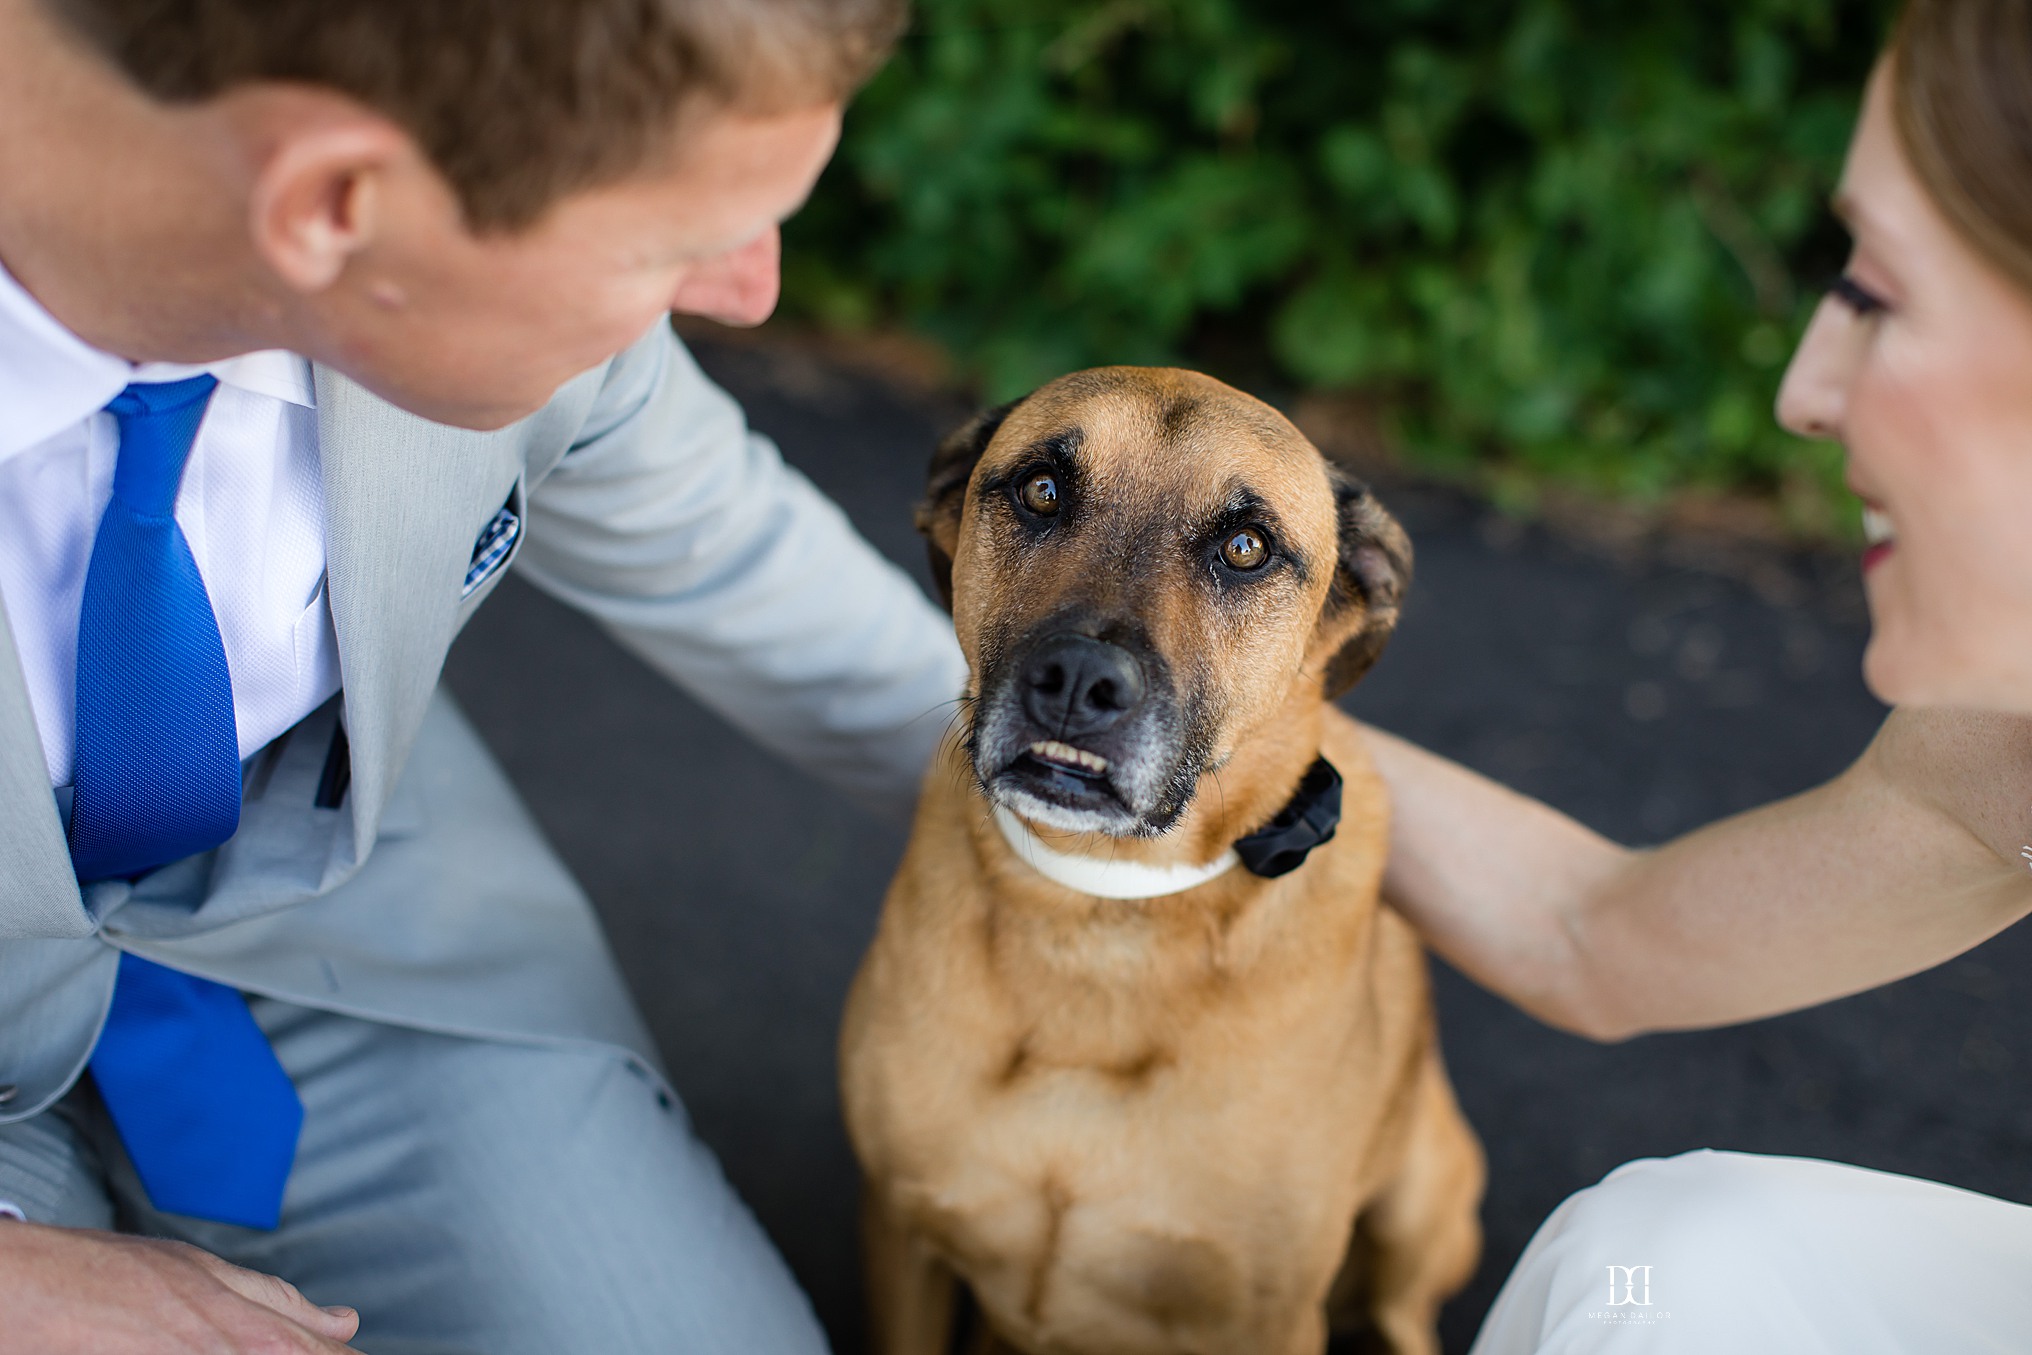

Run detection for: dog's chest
[[887, 991, 1381, 1350]]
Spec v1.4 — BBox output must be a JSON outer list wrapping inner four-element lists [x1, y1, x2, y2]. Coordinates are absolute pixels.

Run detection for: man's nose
[[1776, 294, 1862, 441], [670, 228, 782, 328]]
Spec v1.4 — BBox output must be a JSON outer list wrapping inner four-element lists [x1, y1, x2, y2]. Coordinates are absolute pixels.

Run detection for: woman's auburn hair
[[1894, 0, 2032, 295]]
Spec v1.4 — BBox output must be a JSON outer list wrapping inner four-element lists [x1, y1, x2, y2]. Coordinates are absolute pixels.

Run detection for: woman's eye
[[1222, 528, 1270, 570], [1018, 472, 1061, 517], [1829, 275, 1888, 317]]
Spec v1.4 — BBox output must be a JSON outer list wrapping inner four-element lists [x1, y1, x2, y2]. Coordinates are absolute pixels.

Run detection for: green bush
[[785, 0, 1897, 529]]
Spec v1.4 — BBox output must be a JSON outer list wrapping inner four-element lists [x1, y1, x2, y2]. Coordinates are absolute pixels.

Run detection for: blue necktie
[[73, 375, 304, 1231]]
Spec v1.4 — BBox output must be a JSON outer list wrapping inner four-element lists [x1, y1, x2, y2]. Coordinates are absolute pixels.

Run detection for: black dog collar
[[1233, 757, 1343, 879]]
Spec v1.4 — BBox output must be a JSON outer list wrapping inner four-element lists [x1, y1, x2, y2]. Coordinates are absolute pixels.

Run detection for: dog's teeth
[[1029, 740, 1109, 773], [1862, 507, 1895, 546]]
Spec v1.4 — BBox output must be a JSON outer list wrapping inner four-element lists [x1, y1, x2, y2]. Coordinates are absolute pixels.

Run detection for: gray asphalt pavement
[[442, 332, 2032, 1354]]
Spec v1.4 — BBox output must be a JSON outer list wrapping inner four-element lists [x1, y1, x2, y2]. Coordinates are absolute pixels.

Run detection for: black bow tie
[[1233, 758, 1343, 879]]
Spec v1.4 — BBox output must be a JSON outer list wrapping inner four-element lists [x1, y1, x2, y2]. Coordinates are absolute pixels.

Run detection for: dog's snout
[[1020, 634, 1144, 737]]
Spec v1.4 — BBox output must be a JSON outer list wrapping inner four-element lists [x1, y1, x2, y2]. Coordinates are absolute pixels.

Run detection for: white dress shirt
[[0, 261, 341, 789]]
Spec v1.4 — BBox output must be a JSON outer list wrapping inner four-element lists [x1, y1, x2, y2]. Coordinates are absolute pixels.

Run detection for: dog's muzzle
[[974, 630, 1198, 836]]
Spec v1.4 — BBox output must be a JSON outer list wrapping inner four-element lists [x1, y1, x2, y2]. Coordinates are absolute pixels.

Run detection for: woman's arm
[[1364, 707, 2032, 1040]]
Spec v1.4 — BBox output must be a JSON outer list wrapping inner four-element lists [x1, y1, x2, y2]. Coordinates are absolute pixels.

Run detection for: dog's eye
[[1222, 528, 1270, 570], [1018, 472, 1062, 517]]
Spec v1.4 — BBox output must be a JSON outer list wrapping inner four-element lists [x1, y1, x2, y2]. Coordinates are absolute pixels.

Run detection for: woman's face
[[1778, 64, 2032, 712]]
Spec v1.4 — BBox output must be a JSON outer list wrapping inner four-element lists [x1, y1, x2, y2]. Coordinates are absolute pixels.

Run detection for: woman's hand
[[1363, 707, 2032, 1039], [0, 1219, 360, 1354]]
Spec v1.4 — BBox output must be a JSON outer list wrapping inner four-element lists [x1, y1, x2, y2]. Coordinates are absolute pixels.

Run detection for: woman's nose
[[669, 228, 782, 328], [1776, 295, 1863, 441]]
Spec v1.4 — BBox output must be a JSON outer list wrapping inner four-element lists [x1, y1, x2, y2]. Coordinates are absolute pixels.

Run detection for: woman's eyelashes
[[1829, 274, 1889, 317]]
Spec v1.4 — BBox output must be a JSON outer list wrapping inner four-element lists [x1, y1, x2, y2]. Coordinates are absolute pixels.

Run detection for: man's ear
[[1316, 468, 1414, 699], [243, 98, 412, 293], [915, 396, 1026, 612]]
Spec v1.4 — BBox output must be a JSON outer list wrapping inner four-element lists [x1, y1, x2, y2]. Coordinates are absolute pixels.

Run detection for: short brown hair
[[45, 0, 907, 231], [1892, 0, 2032, 294]]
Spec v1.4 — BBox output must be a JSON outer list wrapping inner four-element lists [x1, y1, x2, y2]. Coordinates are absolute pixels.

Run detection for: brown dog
[[839, 368, 1483, 1355]]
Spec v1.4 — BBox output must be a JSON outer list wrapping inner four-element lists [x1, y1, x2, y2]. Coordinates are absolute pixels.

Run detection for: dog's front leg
[[864, 1184, 960, 1355], [1341, 1051, 1485, 1355]]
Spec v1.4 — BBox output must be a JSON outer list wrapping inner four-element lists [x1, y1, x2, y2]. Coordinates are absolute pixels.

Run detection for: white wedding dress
[[1468, 1148, 2032, 1352]]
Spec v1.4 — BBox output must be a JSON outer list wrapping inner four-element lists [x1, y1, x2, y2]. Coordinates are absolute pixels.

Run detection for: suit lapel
[[0, 583, 91, 938], [314, 367, 525, 857]]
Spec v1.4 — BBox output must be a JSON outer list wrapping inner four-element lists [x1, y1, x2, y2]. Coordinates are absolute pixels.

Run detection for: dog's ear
[[1317, 469, 1414, 699], [916, 397, 1025, 612]]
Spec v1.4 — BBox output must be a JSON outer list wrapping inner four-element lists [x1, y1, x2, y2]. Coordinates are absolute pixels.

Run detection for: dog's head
[[919, 367, 1411, 838]]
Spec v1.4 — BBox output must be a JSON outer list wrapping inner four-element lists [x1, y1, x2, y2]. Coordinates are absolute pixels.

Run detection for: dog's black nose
[[1020, 634, 1145, 737]]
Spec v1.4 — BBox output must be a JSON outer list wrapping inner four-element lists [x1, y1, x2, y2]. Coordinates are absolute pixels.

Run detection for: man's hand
[[0, 1220, 359, 1353]]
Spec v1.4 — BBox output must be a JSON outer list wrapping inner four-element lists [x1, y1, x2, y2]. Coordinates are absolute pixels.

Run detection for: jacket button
[[0, 1085, 17, 1106]]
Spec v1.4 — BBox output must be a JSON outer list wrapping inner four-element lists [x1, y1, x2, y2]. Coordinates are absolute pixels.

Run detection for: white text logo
[[1606, 1266, 1653, 1307]]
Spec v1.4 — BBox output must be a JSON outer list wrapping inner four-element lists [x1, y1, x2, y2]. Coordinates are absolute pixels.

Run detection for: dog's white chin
[[992, 786, 1146, 837]]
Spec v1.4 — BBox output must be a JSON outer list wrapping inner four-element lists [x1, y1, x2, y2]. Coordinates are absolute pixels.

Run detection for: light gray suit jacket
[[0, 322, 965, 1124]]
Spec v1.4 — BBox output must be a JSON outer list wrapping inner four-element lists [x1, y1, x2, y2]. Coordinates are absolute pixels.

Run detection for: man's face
[[308, 102, 841, 430]]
